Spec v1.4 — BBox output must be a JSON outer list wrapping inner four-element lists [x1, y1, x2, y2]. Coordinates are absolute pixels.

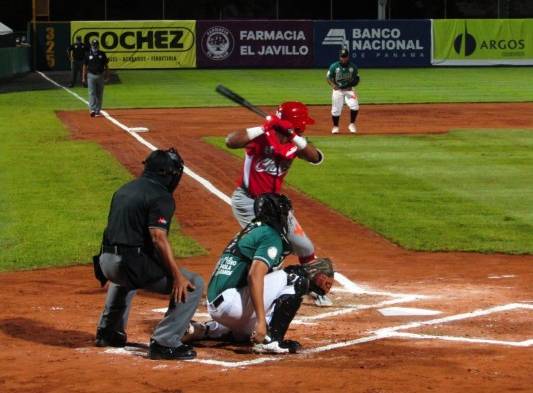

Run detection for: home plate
[[378, 307, 442, 317], [129, 127, 149, 132]]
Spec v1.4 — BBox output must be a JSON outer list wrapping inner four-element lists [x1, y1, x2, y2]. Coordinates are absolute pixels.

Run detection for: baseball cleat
[[95, 328, 127, 348], [331, 126, 339, 134], [148, 340, 196, 360], [310, 292, 334, 307], [182, 321, 208, 343], [90, 111, 96, 117], [252, 339, 301, 354], [348, 123, 357, 133]]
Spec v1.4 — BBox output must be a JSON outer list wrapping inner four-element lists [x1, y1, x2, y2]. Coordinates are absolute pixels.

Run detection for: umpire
[[82, 39, 109, 117], [94, 148, 204, 360], [66, 36, 87, 88]]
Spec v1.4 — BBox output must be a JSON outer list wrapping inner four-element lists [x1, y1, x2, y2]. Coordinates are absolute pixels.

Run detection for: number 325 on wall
[[46, 27, 56, 68]]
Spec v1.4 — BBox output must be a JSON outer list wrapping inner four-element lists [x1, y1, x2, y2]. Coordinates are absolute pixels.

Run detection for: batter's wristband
[[292, 135, 308, 150], [246, 126, 264, 140]]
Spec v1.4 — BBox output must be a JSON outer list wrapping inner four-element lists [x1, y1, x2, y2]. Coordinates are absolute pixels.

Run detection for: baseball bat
[[215, 84, 268, 118]]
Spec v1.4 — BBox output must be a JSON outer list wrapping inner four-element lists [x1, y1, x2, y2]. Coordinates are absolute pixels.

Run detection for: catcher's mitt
[[287, 257, 334, 296]]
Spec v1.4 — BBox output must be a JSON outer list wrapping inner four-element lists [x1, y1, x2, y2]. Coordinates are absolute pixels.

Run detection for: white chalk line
[[39, 73, 532, 368], [101, 302, 532, 368], [37, 71, 231, 206]]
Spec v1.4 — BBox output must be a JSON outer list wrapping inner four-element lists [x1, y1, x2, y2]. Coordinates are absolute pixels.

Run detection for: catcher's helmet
[[276, 102, 315, 133], [143, 148, 184, 192], [254, 193, 292, 238]]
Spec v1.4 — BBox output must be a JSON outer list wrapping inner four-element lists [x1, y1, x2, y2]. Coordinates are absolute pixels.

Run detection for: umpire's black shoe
[[148, 340, 196, 360], [95, 328, 127, 348]]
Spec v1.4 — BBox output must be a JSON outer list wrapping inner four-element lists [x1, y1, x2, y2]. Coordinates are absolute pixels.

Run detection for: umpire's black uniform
[[67, 37, 87, 87], [94, 148, 203, 360]]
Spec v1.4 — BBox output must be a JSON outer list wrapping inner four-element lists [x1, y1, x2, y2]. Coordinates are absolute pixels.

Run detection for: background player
[[327, 47, 360, 134], [224, 102, 333, 307]]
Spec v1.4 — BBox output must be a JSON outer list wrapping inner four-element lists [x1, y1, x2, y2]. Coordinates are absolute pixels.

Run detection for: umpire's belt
[[102, 244, 143, 256], [210, 294, 225, 308]]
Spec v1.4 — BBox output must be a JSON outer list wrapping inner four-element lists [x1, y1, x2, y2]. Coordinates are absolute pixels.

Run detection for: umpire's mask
[[143, 148, 184, 193]]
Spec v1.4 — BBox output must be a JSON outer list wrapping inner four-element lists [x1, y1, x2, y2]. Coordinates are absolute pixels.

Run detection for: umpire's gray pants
[[87, 72, 104, 113], [231, 187, 315, 260], [97, 253, 204, 348]]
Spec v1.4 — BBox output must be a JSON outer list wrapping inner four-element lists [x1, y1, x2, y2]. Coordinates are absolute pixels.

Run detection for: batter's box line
[[102, 302, 533, 369]]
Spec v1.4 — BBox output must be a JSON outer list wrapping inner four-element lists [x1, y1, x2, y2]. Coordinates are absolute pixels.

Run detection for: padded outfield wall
[[31, 19, 533, 71]]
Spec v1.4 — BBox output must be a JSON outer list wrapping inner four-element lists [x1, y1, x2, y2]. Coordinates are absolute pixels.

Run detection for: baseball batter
[[224, 101, 333, 307], [327, 47, 360, 134], [184, 193, 335, 354]]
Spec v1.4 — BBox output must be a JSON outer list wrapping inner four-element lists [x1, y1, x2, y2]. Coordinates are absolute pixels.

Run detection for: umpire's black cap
[[340, 47, 349, 58]]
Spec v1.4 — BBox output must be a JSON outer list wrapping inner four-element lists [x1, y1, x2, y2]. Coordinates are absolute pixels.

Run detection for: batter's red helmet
[[276, 101, 315, 133]]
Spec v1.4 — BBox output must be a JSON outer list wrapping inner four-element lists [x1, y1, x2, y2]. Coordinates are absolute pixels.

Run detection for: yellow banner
[[71, 20, 196, 69]]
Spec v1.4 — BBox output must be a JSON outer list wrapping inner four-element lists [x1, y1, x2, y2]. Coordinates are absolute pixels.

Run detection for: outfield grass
[[0, 91, 204, 271], [67, 67, 533, 108], [207, 130, 533, 254]]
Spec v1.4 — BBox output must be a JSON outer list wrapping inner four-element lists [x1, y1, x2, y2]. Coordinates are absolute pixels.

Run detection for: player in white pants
[[327, 47, 360, 134], [185, 194, 309, 354]]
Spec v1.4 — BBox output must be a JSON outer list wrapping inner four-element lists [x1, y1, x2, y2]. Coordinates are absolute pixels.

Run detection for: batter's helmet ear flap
[[276, 102, 315, 133]]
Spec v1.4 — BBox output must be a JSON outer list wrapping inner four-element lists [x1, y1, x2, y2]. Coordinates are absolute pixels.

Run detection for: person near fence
[[66, 36, 87, 88], [82, 39, 109, 117]]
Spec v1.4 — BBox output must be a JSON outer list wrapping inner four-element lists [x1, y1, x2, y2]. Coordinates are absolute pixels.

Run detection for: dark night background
[[2, 0, 533, 32]]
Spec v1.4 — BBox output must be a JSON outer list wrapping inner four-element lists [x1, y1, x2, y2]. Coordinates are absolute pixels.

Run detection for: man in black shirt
[[94, 148, 204, 360], [82, 39, 109, 117], [67, 36, 87, 88]]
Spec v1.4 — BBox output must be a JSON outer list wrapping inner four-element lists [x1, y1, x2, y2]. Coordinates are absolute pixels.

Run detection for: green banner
[[70, 20, 196, 69], [433, 19, 533, 65]]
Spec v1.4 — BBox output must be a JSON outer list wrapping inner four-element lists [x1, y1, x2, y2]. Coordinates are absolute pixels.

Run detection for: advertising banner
[[70, 20, 196, 68], [35, 22, 71, 71], [196, 21, 314, 68], [433, 19, 533, 65], [314, 20, 431, 68]]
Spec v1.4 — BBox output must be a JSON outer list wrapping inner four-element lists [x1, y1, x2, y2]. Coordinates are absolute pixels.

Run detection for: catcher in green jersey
[[327, 47, 360, 134], [184, 193, 335, 354]]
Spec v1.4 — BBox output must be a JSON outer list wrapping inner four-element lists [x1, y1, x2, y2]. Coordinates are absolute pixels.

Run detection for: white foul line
[[36, 71, 231, 206]]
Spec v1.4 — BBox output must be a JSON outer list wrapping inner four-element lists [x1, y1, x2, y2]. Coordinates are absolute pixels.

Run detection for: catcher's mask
[[254, 193, 292, 238], [275, 101, 315, 134], [143, 148, 184, 193]]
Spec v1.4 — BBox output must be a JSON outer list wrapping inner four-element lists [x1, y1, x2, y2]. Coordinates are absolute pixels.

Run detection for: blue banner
[[314, 20, 431, 68]]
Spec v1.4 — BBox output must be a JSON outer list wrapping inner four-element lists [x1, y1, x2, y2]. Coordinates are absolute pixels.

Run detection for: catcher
[[225, 101, 334, 307], [184, 193, 335, 354]]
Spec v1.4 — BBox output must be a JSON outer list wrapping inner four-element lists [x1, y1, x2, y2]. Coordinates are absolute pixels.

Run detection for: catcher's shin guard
[[268, 274, 307, 341]]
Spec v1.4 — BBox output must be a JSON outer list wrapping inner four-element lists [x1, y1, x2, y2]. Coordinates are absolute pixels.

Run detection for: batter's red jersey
[[239, 131, 299, 198]]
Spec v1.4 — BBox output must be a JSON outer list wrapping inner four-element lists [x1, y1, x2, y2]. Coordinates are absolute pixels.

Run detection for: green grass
[[67, 67, 533, 108], [0, 91, 204, 271], [206, 130, 533, 254], [2, 67, 533, 270]]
